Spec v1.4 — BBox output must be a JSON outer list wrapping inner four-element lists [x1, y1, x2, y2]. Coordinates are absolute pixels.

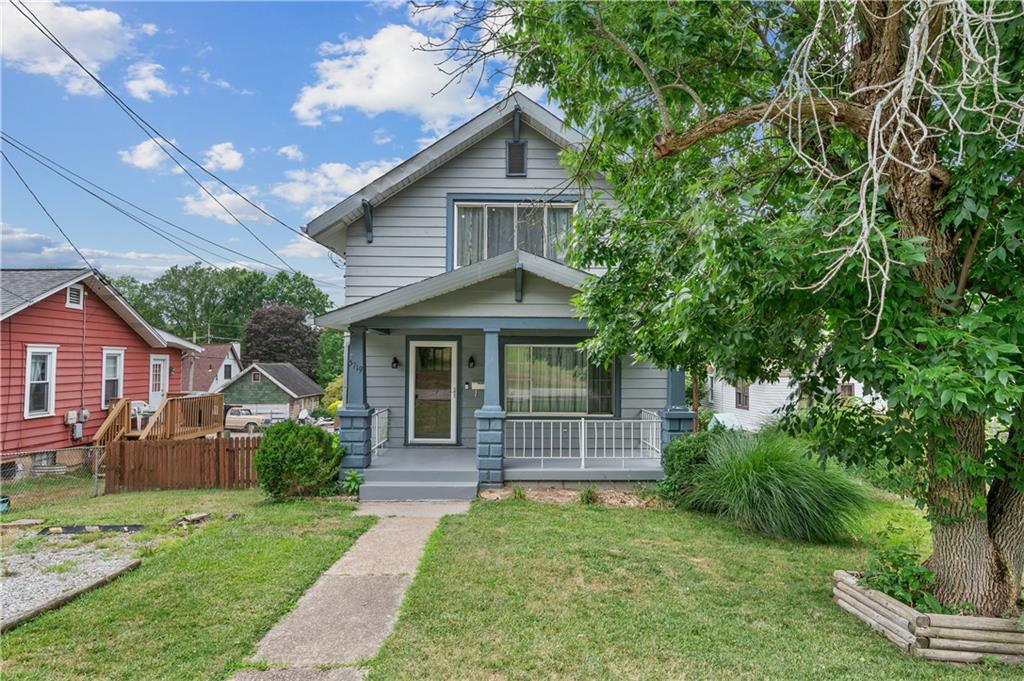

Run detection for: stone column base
[[661, 407, 696, 449], [338, 406, 373, 472], [474, 407, 506, 486]]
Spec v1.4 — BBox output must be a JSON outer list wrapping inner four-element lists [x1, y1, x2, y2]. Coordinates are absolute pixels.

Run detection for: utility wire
[[8, 0, 326, 272], [2, 150, 94, 269], [2, 132, 345, 290]]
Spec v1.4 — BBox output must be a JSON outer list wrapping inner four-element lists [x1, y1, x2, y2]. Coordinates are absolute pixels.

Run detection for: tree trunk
[[925, 415, 1022, 616]]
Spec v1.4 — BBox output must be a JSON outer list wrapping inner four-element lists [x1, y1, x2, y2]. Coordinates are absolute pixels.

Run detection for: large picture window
[[102, 348, 124, 409], [24, 345, 57, 418], [455, 202, 574, 267], [504, 344, 613, 416]]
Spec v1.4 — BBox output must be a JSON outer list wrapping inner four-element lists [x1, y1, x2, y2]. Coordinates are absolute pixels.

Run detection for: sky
[[1, 0, 539, 306]]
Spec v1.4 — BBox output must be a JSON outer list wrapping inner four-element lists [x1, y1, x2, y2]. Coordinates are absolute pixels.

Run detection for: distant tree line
[[113, 263, 342, 385]]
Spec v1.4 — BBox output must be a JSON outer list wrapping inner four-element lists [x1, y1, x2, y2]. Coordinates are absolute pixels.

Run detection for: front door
[[149, 355, 169, 407], [408, 341, 457, 444]]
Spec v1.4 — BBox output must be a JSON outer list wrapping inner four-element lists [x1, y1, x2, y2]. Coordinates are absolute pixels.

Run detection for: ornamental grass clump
[[254, 421, 344, 499], [684, 430, 868, 543]]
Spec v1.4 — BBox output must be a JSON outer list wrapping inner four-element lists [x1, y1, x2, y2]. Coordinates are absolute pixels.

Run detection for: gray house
[[308, 93, 694, 500]]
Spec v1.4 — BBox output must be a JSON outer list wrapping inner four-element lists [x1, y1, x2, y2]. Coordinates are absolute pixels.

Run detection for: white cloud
[[277, 144, 305, 162], [271, 160, 398, 218], [124, 62, 177, 101], [371, 128, 393, 145], [407, 2, 458, 32], [292, 24, 488, 134], [0, 0, 134, 95], [117, 137, 182, 173], [179, 183, 269, 224], [202, 142, 245, 171], [139, 23, 159, 36], [279, 236, 331, 259], [197, 68, 253, 95]]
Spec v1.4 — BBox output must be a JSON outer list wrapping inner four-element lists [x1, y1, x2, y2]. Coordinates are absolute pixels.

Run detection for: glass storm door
[[408, 341, 457, 443]]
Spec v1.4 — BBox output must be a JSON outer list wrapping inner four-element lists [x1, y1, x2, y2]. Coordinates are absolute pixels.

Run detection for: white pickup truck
[[223, 407, 272, 433]]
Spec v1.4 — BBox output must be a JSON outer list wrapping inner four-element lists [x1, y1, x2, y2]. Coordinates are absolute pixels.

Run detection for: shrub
[[309, 407, 334, 419], [579, 486, 598, 505], [321, 374, 344, 410], [861, 525, 953, 613], [510, 485, 526, 500], [657, 431, 717, 505], [254, 421, 344, 499], [683, 430, 868, 543], [340, 469, 363, 496]]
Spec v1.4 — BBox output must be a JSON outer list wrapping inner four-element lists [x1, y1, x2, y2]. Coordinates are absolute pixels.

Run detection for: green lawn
[[1, 489, 374, 681], [368, 496, 1016, 680]]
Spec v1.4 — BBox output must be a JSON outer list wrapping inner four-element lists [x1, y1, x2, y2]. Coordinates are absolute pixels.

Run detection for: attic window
[[506, 140, 527, 177], [66, 284, 83, 309], [252, 372, 261, 383]]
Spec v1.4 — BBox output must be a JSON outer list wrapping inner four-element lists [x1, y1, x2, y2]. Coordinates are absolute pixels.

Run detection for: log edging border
[[833, 570, 1024, 666]]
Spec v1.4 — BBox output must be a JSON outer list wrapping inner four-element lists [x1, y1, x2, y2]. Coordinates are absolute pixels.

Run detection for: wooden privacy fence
[[104, 436, 260, 493]]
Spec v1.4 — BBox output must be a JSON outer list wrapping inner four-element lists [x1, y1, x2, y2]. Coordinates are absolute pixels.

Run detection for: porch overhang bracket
[[514, 263, 524, 302], [362, 199, 374, 243]]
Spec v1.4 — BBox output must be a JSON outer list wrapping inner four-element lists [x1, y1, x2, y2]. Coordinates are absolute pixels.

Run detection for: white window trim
[[453, 201, 576, 268], [102, 347, 126, 409], [65, 284, 84, 310], [24, 345, 58, 419], [503, 343, 614, 417]]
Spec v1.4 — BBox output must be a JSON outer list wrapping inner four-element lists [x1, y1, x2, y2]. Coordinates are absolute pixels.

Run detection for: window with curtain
[[504, 344, 613, 415], [455, 202, 575, 266], [102, 349, 124, 409]]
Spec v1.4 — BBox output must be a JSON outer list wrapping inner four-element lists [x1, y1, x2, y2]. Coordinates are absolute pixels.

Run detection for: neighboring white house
[[707, 373, 874, 430]]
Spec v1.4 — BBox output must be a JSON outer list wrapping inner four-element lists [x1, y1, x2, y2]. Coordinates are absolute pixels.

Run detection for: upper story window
[[455, 202, 574, 267], [224, 364, 233, 380], [735, 380, 750, 410], [65, 284, 83, 309], [24, 345, 58, 418]]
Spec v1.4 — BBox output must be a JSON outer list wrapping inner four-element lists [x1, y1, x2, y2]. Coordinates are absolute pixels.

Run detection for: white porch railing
[[370, 408, 390, 456], [504, 415, 661, 468]]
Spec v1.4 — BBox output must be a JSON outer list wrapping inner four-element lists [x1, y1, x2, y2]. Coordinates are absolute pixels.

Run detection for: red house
[[0, 268, 201, 456]]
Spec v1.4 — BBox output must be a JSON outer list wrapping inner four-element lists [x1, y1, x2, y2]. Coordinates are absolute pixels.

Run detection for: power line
[[2, 150, 94, 269], [8, 0, 331, 272], [2, 132, 345, 290]]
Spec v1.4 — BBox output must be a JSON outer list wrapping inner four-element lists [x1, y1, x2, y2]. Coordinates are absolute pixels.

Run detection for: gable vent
[[66, 284, 83, 309], [506, 140, 527, 177]]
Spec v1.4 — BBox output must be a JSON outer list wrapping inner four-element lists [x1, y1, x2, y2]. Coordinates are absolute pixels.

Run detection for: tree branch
[[593, 8, 672, 131], [955, 170, 1024, 300], [652, 97, 870, 158]]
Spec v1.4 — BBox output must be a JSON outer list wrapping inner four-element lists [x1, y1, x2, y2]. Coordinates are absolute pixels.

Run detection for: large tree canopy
[[437, 0, 1024, 614], [242, 304, 320, 380], [112, 265, 331, 344]]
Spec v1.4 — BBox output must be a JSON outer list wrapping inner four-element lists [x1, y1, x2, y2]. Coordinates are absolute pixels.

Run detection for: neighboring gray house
[[307, 93, 694, 500]]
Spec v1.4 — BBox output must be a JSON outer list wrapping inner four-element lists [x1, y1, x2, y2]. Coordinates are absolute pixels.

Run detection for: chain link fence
[[0, 446, 104, 517]]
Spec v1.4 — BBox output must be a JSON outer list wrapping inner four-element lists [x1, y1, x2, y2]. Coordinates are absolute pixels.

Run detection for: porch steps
[[358, 480, 477, 501]]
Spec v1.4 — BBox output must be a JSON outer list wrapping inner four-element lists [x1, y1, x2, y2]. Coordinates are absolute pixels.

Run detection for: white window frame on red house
[[24, 345, 58, 419], [65, 284, 84, 310], [102, 347, 125, 409]]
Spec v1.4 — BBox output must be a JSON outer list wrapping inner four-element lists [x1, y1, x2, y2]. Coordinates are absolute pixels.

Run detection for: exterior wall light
[[468, 356, 476, 369], [391, 357, 401, 369]]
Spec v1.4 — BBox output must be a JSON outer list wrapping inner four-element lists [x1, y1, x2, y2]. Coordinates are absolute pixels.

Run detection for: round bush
[[658, 431, 718, 505], [254, 421, 344, 499], [684, 430, 868, 543]]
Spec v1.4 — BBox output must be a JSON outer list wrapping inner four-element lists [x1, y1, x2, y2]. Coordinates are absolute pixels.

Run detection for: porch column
[[474, 328, 505, 486], [338, 326, 372, 471], [661, 368, 695, 448]]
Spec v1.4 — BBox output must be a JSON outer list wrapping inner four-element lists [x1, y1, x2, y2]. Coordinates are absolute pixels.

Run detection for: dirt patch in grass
[[479, 486, 665, 508]]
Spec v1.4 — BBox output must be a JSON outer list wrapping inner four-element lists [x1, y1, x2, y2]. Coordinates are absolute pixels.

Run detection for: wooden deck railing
[[93, 398, 133, 446], [138, 393, 224, 441]]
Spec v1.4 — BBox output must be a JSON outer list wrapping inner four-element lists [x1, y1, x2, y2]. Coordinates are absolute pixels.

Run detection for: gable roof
[[0, 268, 91, 318], [304, 92, 584, 242], [316, 250, 588, 329], [218, 362, 323, 399], [1, 267, 197, 351], [181, 343, 238, 392]]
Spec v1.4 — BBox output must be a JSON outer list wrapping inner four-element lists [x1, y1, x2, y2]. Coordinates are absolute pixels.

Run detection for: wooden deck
[[93, 394, 224, 445]]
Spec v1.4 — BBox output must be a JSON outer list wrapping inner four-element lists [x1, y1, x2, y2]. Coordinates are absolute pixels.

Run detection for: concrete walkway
[[234, 501, 469, 681]]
